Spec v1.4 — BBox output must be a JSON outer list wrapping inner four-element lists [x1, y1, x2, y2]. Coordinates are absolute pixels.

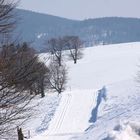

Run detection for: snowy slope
[[21, 93, 60, 138], [29, 42, 140, 140], [68, 42, 140, 89], [73, 80, 140, 140]]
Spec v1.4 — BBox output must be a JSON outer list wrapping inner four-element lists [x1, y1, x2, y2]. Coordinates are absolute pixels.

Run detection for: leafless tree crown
[[64, 36, 83, 64], [46, 61, 67, 94]]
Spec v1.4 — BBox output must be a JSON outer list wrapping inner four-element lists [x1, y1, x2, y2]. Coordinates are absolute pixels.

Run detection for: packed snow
[[27, 42, 140, 140]]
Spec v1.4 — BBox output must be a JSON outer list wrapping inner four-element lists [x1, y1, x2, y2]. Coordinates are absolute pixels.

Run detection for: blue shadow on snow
[[89, 86, 107, 123]]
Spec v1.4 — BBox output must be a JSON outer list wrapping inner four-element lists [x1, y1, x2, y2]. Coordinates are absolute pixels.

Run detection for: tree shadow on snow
[[89, 86, 107, 123]]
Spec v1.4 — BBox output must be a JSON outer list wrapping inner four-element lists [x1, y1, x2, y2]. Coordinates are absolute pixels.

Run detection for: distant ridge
[[15, 9, 140, 51]]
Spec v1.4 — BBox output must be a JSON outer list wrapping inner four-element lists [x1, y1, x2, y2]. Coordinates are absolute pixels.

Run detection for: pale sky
[[18, 0, 140, 20]]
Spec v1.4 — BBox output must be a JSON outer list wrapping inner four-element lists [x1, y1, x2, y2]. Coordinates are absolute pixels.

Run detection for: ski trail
[[31, 90, 98, 140], [55, 94, 72, 131], [45, 93, 72, 136], [49, 90, 97, 134]]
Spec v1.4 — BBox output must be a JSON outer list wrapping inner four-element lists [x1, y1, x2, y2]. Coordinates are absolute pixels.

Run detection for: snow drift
[[104, 121, 140, 140]]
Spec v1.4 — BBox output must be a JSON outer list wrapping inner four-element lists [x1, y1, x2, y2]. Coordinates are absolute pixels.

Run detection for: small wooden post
[[17, 126, 24, 140]]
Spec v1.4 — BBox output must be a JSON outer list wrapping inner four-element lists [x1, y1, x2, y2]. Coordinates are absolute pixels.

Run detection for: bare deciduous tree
[[46, 61, 67, 94], [46, 37, 64, 66], [0, 0, 18, 44], [64, 36, 83, 64], [35, 62, 49, 98], [0, 0, 17, 32]]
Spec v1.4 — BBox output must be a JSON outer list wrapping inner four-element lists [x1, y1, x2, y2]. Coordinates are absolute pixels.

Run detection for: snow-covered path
[[31, 90, 98, 140]]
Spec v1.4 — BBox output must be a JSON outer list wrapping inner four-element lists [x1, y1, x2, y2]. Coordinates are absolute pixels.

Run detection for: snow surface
[[22, 93, 60, 138], [28, 42, 140, 140]]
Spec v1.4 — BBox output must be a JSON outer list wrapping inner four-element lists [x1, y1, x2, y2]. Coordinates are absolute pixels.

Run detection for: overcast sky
[[18, 0, 140, 20]]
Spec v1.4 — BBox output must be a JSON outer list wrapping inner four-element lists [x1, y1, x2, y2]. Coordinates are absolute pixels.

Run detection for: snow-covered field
[[28, 42, 140, 140]]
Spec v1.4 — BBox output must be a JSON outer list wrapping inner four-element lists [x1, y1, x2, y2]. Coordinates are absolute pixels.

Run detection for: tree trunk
[[41, 86, 45, 98], [74, 59, 77, 64], [40, 77, 45, 98], [58, 60, 61, 66], [17, 127, 24, 140]]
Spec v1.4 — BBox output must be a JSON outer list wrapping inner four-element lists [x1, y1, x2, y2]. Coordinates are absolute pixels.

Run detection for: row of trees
[[0, 42, 47, 138], [46, 36, 83, 66], [0, 40, 69, 139], [0, 0, 47, 138], [45, 35, 84, 94]]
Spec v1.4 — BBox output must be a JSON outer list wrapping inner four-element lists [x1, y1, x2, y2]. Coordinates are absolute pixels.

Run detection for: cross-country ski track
[[31, 90, 98, 140]]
